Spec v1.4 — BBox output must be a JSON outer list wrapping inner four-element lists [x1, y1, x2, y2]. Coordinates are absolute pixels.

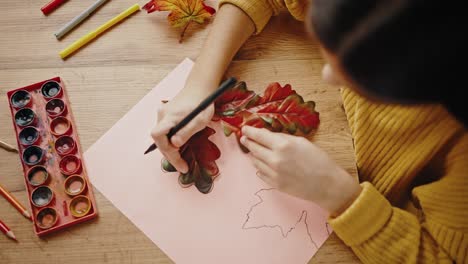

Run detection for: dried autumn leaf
[[143, 0, 216, 43], [162, 127, 220, 194], [214, 82, 320, 139]]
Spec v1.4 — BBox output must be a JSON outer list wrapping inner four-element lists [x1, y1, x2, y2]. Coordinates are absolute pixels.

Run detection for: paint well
[[23, 146, 44, 166], [31, 186, 53, 207], [19, 127, 39, 145], [46, 99, 66, 117], [65, 175, 85, 196], [59, 155, 81, 175], [11, 90, 31, 108], [50, 117, 71, 136], [15, 108, 35, 126], [55, 136, 75, 155], [70, 195, 91, 217], [36, 207, 58, 229], [27, 166, 48, 186], [41, 81, 62, 98]]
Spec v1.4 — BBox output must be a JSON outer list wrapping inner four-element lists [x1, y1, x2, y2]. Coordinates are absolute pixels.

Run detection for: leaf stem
[[179, 21, 191, 43]]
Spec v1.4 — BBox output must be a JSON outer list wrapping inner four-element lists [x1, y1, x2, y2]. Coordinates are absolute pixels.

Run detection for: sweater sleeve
[[218, 0, 286, 34], [329, 135, 468, 263]]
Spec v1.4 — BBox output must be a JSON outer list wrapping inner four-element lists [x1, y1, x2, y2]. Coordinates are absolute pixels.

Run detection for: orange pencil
[[0, 219, 17, 241], [0, 184, 32, 221]]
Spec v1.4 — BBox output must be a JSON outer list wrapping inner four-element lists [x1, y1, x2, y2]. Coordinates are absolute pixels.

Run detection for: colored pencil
[[144, 77, 238, 155], [41, 0, 68, 15], [0, 140, 18, 153], [0, 184, 32, 221], [59, 3, 140, 59], [0, 220, 17, 241], [55, 0, 110, 40]]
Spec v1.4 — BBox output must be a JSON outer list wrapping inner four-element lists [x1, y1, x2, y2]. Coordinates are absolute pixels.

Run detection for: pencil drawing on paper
[[242, 188, 320, 250]]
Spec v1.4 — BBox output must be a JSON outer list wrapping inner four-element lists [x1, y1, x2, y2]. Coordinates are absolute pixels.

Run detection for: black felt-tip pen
[[144, 77, 237, 155]]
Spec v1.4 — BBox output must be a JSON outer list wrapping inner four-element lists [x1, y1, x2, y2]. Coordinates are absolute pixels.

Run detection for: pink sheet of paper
[[85, 58, 331, 264]]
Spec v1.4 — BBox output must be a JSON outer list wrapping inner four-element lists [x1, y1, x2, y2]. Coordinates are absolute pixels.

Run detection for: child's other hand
[[240, 126, 362, 216], [151, 83, 215, 174]]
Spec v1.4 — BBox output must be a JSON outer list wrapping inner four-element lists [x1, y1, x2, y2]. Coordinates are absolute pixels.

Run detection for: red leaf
[[162, 127, 220, 194], [214, 82, 320, 138], [256, 82, 296, 105], [214, 82, 258, 119]]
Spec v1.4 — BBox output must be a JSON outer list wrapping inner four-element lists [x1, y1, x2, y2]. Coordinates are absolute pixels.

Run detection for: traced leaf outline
[[242, 188, 319, 250]]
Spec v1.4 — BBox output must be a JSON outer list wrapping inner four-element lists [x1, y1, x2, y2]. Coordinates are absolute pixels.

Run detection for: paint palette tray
[[6, 77, 98, 236]]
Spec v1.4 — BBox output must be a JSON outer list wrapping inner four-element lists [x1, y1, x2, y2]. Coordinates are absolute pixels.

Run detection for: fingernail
[[241, 126, 248, 134], [171, 136, 182, 146], [240, 136, 247, 144]]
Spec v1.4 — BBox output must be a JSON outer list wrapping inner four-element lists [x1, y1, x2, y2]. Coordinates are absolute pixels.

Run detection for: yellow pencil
[[60, 4, 140, 59]]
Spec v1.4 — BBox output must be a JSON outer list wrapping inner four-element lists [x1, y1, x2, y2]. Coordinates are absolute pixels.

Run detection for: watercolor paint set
[[6, 77, 98, 236]]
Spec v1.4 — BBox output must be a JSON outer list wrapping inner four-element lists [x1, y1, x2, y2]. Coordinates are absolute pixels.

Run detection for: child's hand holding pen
[[150, 82, 216, 174], [149, 5, 254, 173]]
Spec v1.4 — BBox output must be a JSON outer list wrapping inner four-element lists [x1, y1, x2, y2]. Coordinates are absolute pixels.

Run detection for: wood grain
[[0, 0, 359, 263]]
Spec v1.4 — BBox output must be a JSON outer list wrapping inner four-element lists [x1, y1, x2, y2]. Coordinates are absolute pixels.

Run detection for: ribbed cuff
[[219, 0, 273, 34], [329, 182, 393, 246]]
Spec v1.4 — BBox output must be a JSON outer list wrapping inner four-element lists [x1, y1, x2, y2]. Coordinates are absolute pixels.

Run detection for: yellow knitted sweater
[[219, 0, 468, 263]]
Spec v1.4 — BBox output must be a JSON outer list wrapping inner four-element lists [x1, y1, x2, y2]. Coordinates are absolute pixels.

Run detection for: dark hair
[[309, 0, 466, 126]]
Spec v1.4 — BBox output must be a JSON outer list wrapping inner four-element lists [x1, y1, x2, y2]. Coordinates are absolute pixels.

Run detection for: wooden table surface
[[0, 0, 360, 263]]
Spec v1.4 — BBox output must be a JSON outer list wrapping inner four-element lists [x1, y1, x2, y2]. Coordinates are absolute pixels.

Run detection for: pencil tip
[[23, 211, 32, 220], [7, 231, 17, 241], [144, 144, 156, 154], [144, 147, 150, 155]]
